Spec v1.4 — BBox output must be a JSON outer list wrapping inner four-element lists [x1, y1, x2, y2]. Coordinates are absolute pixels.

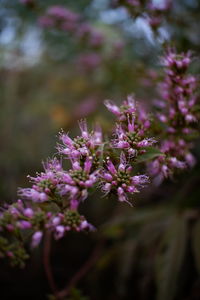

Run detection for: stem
[[43, 231, 59, 298], [57, 240, 104, 299]]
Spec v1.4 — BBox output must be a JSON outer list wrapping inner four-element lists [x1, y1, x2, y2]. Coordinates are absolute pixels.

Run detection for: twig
[[57, 239, 104, 299], [43, 231, 59, 298]]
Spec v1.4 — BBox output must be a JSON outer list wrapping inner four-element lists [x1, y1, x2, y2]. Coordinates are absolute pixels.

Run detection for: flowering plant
[[0, 47, 199, 298], [1, 0, 200, 298]]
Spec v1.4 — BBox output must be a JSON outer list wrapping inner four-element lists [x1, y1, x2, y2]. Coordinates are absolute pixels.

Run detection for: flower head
[[58, 157, 99, 204], [18, 158, 65, 203], [101, 153, 149, 205], [57, 120, 103, 162]]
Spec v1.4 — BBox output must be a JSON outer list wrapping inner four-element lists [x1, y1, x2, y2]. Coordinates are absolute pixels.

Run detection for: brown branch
[[43, 231, 59, 298], [57, 239, 104, 299]]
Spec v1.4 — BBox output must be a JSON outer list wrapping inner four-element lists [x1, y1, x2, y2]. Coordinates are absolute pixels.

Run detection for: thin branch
[[43, 231, 59, 298], [57, 239, 104, 299]]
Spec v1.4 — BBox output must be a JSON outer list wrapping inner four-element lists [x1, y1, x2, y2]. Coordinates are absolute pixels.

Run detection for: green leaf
[[155, 215, 187, 300], [116, 240, 137, 296], [68, 288, 90, 300], [102, 223, 124, 239], [136, 147, 164, 163], [103, 206, 168, 227], [192, 219, 200, 274], [97, 247, 117, 270]]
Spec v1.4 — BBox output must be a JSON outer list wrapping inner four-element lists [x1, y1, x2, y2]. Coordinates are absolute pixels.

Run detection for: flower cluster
[[37, 5, 109, 71], [48, 209, 95, 240], [17, 121, 102, 213], [149, 49, 199, 184], [147, 139, 195, 185], [100, 95, 154, 203], [38, 6, 80, 32], [158, 50, 198, 131], [77, 53, 102, 72], [58, 157, 99, 207], [0, 199, 94, 266], [101, 153, 149, 205], [0, 49, 198, 266], [18, 158, 65, 204], [18, 160, 99, 212], [38, 5, 104, 49], [56, 120, 103, 207], [20, 3, 125, 71], [105, 95, 156, 158], [112, 0, 172, 30], [57, 120, 103, 160]]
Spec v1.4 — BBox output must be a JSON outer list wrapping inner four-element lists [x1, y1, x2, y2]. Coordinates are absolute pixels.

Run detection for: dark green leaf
[[103, 206, 168, 227], [155, 215, 187, 300], [116, 240, 137, 296], [137, 147, 165, 163], [192, 219, 200, 274], [101, 223, 124, 239]]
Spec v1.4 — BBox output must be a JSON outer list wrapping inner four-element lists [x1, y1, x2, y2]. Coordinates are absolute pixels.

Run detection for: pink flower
[[31, 231, 43, 247], [101, 153, 149, 204]]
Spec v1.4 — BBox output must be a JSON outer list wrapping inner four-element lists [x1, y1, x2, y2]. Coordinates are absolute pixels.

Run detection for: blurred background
[[0, 0, 200, 299]]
